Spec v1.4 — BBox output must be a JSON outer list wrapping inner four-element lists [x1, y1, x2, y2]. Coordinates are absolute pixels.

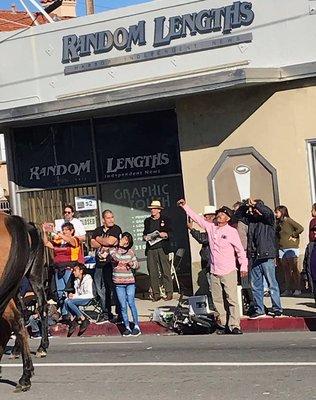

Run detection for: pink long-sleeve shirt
[[183, 204, 248, 276]]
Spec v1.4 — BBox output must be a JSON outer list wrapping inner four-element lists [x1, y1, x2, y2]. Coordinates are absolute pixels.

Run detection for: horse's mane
[[0, 216, 41, 316]]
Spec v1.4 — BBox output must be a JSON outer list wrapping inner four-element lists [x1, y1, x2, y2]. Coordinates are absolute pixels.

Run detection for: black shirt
[[92, 224, 122, 263], [143, 215, 171, 252], [147, 218, 163, 250]]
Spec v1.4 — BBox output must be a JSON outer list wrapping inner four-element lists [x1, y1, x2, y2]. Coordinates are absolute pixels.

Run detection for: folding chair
[[80, 297, 103, 323], [169, 248, 185, 293], [79, 280, 104, 323]]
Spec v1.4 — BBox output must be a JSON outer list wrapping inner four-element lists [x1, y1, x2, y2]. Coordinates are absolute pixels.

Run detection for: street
[[1, 332, 315, 400]]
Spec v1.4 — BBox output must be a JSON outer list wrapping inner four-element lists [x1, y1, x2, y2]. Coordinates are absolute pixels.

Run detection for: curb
[[50, 317, 316, 337], [50, 321, 170, 337], [240, 316, 316, 332]]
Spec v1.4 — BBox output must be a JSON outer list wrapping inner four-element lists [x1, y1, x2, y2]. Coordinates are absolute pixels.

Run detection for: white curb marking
[[1, 362, 316, 368], [68, 341, 143, 345]]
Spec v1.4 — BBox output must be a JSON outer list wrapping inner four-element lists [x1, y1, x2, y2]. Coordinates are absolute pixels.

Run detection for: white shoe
[[292, 290, 301, 297], [281, 290, 292, 297]]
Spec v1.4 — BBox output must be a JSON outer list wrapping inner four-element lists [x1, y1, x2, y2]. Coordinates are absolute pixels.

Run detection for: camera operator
[[234, 198, 282, 319]]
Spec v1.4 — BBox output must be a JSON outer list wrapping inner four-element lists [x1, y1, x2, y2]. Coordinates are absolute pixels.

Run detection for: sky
[[0, 0, 152, 16]]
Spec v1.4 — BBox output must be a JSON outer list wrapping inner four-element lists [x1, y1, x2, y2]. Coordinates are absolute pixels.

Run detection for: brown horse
[[0, 213, 44, 392], [11, 222, 49, 360]]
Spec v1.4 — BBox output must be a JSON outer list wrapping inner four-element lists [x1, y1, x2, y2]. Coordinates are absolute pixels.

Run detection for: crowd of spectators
[[21, 198, 316, 338], [182, 198, 316, 334]]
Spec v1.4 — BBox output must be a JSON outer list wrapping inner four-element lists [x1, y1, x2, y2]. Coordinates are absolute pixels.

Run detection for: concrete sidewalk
[[49, 293, 316, 337], [135, 292, 316, 321]]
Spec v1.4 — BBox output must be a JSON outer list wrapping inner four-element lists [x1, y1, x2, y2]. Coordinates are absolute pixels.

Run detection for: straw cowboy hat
[[148, 200, 164, 210], [202, 205, 216, 215]]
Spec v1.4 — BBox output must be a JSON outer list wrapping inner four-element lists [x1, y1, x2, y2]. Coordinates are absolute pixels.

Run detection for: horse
[[0, 213, 44, 392], [11, 222, 49, 360]]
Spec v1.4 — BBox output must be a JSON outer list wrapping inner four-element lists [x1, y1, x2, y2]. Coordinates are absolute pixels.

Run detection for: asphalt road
[[1, 332, 316, 400]]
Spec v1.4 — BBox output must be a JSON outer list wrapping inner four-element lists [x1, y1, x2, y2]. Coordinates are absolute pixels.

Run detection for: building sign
[[79, 216, 97, 231], [12, 120, 96, 189], [64, 33, 252, 75], [94, 110, 181, 182], [62, 1, 254, 74], [75, 195, 97, 211]]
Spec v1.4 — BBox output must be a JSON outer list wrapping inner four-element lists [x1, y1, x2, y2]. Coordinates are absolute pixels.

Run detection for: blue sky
[[0, 0, 152, 16]]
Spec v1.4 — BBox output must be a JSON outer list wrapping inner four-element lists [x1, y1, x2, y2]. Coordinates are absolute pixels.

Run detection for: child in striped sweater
[[109, 232, 141, 336]]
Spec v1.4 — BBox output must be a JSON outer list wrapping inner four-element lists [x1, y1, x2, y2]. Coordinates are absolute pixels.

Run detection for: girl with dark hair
[[275, 205, 304, 296], [43, 222, 83, 322], [108, 232, 141, 336], [65, 264, 93, 337]]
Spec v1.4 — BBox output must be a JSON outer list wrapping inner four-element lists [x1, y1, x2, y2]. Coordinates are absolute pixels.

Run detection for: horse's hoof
[[13, 384, 31, 393], [35, 350, 47, 358]]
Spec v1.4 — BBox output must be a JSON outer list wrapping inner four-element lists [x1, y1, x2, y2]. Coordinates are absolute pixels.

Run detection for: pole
[[86, 0, 95, 15]]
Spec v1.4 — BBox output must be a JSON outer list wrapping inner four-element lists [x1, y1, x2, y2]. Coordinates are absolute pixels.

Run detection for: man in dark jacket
[[235, 199, 282, 318], [143, 200, 173, 301]]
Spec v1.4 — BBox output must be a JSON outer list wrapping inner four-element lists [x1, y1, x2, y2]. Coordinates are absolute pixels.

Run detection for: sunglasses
[[64, 211, 72, 214]]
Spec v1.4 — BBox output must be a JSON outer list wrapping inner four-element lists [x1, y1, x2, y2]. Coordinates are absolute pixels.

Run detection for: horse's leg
[[6, 300, 34, 392], [27, 224, 48, 358], [31, 281, 49, 358], [10, 294, 25, 359], [0, 316, 11, 380]]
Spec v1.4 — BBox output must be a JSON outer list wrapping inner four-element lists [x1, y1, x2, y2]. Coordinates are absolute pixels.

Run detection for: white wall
[[0, 0, 315, 110]]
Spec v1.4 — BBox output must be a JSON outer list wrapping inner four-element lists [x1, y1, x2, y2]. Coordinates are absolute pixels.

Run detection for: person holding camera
[[178, 199, 248, 335], [235, 199, 282, 319], [43, 222, 83, 323]]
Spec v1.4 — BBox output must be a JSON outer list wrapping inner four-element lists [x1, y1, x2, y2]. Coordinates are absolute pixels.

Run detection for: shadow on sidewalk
[[282, 308, 316, 317], [297, 302, 316, 309]]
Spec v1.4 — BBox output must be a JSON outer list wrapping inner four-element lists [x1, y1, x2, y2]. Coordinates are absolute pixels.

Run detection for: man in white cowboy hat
[[143, 200, 173, 301], [187, 205, 216, 269]]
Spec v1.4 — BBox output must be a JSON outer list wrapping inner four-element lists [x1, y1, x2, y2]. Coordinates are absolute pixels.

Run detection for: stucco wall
[[177, 81, 316, 292]]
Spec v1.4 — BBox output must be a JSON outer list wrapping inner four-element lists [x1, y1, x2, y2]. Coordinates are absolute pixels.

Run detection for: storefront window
[[20, 186, 98, 231], [12, 120, 96, 190], [94, 110, 190, 278], [100, 176, 189, 274], [11, 109, 191, 287]]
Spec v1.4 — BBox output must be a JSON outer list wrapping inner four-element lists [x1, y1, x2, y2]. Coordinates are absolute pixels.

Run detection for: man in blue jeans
[[91, 210, 122, 323], [235, 199, 282, 318]]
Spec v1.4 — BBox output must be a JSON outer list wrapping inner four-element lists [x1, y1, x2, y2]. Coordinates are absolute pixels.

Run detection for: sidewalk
[[50, 293, 316, 337]]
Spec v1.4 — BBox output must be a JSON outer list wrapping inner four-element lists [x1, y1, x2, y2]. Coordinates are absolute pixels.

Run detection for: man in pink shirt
[[178, 199, 248, 334]]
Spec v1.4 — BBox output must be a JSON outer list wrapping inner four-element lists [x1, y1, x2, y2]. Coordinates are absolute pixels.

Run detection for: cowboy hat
[[203, 205, 216, 215], [148, 200, 164, 210]]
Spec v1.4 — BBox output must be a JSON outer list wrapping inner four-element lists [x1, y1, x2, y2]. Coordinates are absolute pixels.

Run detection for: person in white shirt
[[64, 264, 93, 337], [54, 205, 86, 242]]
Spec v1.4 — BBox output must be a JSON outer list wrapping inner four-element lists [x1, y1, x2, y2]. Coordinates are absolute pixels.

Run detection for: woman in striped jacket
[[109, 232, 141, 337]]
